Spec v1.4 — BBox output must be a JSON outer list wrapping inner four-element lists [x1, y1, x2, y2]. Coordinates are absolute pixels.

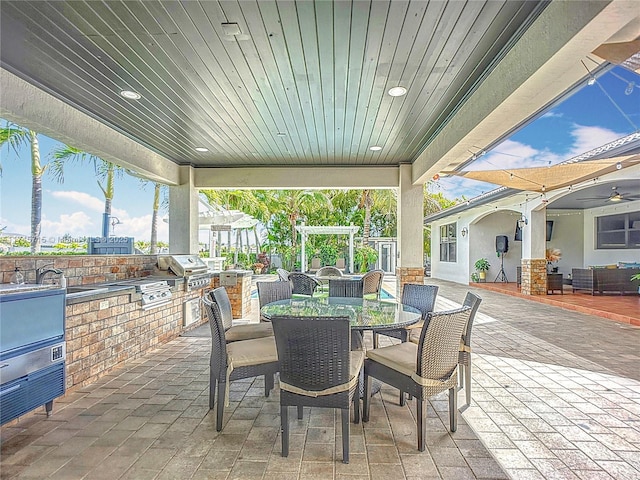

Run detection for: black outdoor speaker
[[496, 235, 509, 254]]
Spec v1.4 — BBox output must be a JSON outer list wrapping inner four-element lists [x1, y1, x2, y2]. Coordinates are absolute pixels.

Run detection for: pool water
[[251, 288, 393, 300]]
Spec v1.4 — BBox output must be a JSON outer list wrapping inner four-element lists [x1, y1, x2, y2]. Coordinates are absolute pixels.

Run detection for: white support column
[[396, 164, 424, 296], [301, 227, 307, 273], [521, 207, 547, 295], [349, 231, 355, 274], [168, 166, 199, 254]]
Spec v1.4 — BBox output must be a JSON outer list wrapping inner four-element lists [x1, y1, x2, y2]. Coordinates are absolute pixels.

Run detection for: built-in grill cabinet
[[0, 287, 66, 425]]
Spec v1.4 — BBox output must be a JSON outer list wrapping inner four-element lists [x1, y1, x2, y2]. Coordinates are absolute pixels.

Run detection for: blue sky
[[1, 67, 639, 244], [428, 66, 640, 200]]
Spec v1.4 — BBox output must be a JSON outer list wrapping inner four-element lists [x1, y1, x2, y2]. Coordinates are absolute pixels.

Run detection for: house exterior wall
[[583, 200, 640, 267], [546, 210, 584, 276], [431, 209, 522, 284]]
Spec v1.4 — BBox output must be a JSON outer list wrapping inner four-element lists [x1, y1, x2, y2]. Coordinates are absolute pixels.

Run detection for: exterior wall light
[[461, 227, 468, 237]]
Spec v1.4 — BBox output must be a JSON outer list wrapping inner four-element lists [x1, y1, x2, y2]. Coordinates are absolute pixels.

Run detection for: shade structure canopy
[[295, 225, 360, 274], [442, 155, 640, 193]]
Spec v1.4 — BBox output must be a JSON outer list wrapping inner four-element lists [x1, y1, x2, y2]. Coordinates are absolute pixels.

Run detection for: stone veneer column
[[396, 267, 425, 299], [521, 258, 547, 295], [210, 270, 252, 318]]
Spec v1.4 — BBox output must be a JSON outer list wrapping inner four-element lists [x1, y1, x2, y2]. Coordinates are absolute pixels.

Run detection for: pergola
[[295, 225, 360, 274]]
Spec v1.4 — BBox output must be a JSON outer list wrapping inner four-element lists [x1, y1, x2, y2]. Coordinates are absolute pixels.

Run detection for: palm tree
[[358, 189, 397, 245], [50, 146, 123, 237], [0, 122, 46, 253]]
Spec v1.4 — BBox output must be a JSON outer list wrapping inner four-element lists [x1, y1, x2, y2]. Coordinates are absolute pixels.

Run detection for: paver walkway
[[1, 276, 639, 479]]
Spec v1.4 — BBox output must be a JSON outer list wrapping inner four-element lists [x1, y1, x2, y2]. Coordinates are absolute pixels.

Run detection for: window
[[596, 211, 640, 249], [439, 222, 457, 262]]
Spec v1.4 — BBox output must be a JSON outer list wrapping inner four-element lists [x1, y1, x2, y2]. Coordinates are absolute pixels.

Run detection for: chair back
[[202, 295, 227, 377], [257, 281, 292, 309], [329, 278, 364, 298], [289, 272, 320, 296], [209, 287, 234, 331], [401, 284, 439, 321], [276, 268, 290, 282], [310, 257, 322, 270], [316, 266, 343, 277], [416, 307, 471, 382], [270, 315, 351, 392], [362, 270, 384, 298], [461, 292, 482, 348], [335, 258, 346, 270]]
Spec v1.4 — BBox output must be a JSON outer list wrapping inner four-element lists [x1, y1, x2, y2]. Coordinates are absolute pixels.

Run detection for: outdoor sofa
[[571, 267, 640, 295]]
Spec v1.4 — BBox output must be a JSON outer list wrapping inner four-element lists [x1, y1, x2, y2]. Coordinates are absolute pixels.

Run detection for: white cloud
[[41, 211, 95, 239], [541, 111, 563, 119], [51, 191, 103, 212], [565, 124, 624, 158]]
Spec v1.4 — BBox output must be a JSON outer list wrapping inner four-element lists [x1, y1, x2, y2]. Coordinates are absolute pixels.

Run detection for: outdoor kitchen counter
[[65, 275, 186, 305], [210, 269, 253, 318]]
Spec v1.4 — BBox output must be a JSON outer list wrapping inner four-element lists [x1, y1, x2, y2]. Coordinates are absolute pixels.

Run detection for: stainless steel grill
[[163, 255, 212, 292], [136, 280, 172, 310]]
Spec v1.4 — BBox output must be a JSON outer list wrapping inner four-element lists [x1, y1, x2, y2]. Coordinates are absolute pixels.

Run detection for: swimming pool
[[251, 288, 393, 300]]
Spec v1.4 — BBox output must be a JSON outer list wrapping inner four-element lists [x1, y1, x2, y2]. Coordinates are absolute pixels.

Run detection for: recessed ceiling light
[[120, 90, 141, 100], [195, 147, 208, 152], [369, 146, 382, 151], [222, 22, 242, 36], [276, 132, 287, 137], [388, 86, 407, 97]]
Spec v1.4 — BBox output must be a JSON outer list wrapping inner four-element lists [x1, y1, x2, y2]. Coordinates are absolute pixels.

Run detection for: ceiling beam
[[0, 68, 180, 185], [412, 0, 640, 185], [194, 166, 399, 189]]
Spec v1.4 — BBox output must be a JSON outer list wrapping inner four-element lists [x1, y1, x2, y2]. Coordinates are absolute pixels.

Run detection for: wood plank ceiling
[[0, 0, 545, 168]]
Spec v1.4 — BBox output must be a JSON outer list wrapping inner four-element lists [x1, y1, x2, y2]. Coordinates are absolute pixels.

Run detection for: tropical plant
[[49, 145, 123, 237], [474, 258, 490, 271], [471, 272, 480, 282], [354, 245, 378, 273], [0, 122, 47, 253], [318, 243, 339, 267]]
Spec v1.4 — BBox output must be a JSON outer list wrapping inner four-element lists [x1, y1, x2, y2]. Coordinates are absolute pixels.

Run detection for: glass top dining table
[[260, 296, 422, 331]]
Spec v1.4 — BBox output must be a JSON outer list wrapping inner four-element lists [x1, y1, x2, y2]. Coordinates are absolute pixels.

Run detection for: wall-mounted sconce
[[517, 215, 528, 229], [461, 227, 468, 237]]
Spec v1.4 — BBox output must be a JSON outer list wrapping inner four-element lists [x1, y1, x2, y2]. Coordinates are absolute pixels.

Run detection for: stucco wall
[[431, 209, 522, 284], [583, 200, 640, 267], [545, 210, 584, 276]]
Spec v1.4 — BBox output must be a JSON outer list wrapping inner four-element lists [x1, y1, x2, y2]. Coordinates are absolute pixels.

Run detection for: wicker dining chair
[[362, 269, 384, 298], [270, 314, 365, 464], [209, 287, 273, 342], [202, 296, 279, 431], [316, 266, 343, 277], [276, 268, 290, 282], [329, 278, 364, 298], [363, 306, 471, 451], [289, 272, 321, 296], [257, 281, 292, 321], [373, 283, 439, 348], [457, 292, 483, 407]]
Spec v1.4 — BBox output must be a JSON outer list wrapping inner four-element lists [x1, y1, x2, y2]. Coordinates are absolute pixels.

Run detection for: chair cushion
[[279, 349, 365, 397], [226, 336, 278, 369], [226, 323, 274, 342], [366, 342, 417, 377]]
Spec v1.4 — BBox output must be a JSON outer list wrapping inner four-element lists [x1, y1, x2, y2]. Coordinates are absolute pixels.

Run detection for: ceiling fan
[[577, 186, 640, 203]]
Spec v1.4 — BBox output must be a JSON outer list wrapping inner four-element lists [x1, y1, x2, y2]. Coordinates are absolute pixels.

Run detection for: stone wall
[[521, 258, 547, 295], [210, 272, 252, 318], [64, 288, 204, 389], [0, 255, 157, 285]]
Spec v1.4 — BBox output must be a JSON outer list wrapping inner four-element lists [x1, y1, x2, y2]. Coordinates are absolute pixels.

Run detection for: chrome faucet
[[36, 264, 63, 284]]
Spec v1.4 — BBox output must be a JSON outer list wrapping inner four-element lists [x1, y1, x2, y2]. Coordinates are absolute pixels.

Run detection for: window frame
[[596, 211, 640, 249], [439, 222, 457, 262]]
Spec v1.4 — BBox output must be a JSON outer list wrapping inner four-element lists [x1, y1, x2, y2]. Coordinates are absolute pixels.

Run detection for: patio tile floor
[[1, 277, 639, 479]]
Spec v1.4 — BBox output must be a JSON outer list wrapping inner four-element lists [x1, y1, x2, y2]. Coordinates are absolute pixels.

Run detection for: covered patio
[[2, 278, 639, 479]]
